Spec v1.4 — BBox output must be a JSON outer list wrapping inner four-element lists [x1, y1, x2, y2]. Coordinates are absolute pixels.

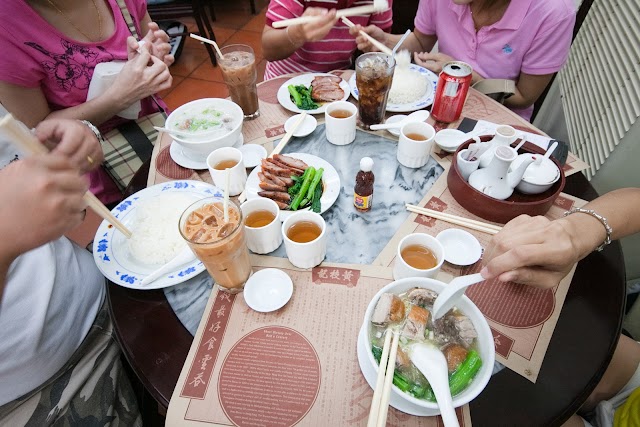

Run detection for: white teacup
[[397, 122, 436, 168], [282, 211, 327, 269], [457, 149, 480, 182], [241, 198, 283, 254], [325, 101, 357, 145], [393, 233, 445, 280], [207, 147, 247, 196]]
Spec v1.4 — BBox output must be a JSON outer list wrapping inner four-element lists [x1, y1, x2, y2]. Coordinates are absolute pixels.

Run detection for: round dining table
[[108, 161, 625, 427], [107, 73, 625, 425]]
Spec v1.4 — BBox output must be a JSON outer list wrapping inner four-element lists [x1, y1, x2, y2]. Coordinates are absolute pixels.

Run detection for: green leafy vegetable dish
[[288, 84, 319, 111]]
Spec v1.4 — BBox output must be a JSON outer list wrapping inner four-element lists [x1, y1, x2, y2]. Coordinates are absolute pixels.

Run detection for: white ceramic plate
[[349, 64, 439, 113], [276, 73, 351, 115], [93, 180, 222, 290], [170, 134, 243, 170], [239, 144, 268, 169], [245, 153, 341, 220], [384, 114, 407, 137], [434, 129, 466, 153], [244, 268, 293, 312], [436, 228, 483, 266]]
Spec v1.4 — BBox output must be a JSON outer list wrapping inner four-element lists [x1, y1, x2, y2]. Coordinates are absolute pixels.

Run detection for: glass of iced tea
[[179, 197, 253, 293], [356, 52, 396, 129], [218, 44, 260, 120]]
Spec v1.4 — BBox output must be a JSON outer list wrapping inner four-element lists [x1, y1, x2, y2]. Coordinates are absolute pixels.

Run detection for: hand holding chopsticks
[[341, 17, 393, 56], [0, 114, 132, 238], [272, 0, 389, 29], [368, 329, 400, 427], [406, 204, 502, 235]]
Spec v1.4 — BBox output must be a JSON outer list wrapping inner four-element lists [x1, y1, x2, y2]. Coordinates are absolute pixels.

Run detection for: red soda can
[[431, 61, 473, 123]]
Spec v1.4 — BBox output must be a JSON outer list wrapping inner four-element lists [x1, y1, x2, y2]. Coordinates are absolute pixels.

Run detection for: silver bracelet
[[80, 120, 105, 145], [563, 207, 612, 252]]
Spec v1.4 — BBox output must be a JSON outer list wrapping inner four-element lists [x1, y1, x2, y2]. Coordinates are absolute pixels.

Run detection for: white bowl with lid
[[511, 153, 561, 195]]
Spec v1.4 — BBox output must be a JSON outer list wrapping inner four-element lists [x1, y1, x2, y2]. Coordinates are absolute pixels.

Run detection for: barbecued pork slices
[[310, 76, 345, 103]]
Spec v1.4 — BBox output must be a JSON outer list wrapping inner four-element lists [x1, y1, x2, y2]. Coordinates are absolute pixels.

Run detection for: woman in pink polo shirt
[[352, 0, 576, 121]]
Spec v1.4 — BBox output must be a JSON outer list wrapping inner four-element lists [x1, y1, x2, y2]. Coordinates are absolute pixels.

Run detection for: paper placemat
[[375, 166, 586, 382], [167, 256, 472, 427]]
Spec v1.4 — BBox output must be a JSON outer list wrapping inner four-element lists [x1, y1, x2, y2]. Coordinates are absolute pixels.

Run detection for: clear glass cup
[[356, 52, 396, 130], [217, 44, 260, 120], [179, 197, 252, 293]]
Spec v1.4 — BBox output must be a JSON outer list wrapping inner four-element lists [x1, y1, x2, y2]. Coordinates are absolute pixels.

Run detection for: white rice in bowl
[[127, 193, 199, 265]]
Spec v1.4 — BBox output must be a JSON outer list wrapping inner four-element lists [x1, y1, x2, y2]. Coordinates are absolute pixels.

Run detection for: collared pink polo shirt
[[414, 0, 575, 120]]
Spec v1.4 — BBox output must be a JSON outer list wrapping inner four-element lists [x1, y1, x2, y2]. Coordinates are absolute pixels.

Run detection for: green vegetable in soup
[[371, 346, 411, 393], [449, 349, 482, 396]]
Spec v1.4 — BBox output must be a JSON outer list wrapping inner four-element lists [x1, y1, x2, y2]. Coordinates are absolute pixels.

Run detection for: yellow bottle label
[[354, 193, 372, 210]]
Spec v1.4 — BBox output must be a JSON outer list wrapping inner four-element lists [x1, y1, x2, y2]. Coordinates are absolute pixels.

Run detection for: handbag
[[101, 0, 167, 191], [472, 79, 516, 104]]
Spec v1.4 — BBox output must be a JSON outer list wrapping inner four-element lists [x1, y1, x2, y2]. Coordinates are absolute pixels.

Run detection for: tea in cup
[[207, 147, 247, 196], [397, 122, 436, 168], [393, 233, 444, 280], [281, 211, 327, 268], [325, 101, 357, 145], [241, 198, 283, 254]]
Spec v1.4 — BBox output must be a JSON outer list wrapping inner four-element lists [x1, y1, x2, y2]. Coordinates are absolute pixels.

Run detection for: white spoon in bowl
[[408, 343, 460, 427], [432, 273, 485, 320], [369, 110, 430, 131], [535, 140, 558, 165], [139, 246, 197, 287], [153, 126, 196, 138]]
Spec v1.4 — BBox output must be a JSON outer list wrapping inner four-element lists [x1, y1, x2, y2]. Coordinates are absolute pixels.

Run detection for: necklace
[[45, 0, 103, 42]]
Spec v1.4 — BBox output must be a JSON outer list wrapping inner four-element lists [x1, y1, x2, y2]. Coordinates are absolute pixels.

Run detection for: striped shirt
[[265, 0, 393, 79]]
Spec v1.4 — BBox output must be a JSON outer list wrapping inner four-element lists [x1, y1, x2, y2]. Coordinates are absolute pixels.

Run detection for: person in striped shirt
[[262, 0, 393, 80]]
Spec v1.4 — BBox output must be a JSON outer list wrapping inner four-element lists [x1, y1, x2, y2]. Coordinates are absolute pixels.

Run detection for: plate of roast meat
[[245, 153, 341, 219], [277, 73, 351, 115]]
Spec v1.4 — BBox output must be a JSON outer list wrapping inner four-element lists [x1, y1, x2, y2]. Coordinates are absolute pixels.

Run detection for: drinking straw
[[189, 33, 224, 59], [391, 29, 412, 56], [0, 114, 133, 239], [223, 168, 230, 223]]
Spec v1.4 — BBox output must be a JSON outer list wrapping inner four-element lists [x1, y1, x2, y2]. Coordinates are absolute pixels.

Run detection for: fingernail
[[480, 267, 489, 278]]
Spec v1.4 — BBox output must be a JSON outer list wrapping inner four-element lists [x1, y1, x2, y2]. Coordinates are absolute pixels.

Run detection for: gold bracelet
[[563, 207, 613, 252]]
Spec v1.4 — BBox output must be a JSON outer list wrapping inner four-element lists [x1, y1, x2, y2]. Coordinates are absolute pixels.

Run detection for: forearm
[[558, 188, 640, 259], [45, 93, 130, 127], [262, 26, 304, 61]]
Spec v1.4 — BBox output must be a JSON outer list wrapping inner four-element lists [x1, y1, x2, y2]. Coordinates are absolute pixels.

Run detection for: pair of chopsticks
[[272, 1, 387, 28], [0, 114, 133, 238], [237, 113, 307, 203], [340, 17, 393, 55], [368, 329, 400, 427], [406, 204, 502, 235]]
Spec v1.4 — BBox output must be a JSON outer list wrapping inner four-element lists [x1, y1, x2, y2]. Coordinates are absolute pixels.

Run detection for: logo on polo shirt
[[502, 44, 513, 55]]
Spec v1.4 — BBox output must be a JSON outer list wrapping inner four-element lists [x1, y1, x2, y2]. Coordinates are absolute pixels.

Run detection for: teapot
[[478, 125, 522, 168], [468, 145, 536, 200]]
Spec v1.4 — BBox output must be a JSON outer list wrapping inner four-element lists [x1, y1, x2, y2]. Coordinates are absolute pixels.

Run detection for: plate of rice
[[93, 180, 221, 290], [348, 64, 438, 113]]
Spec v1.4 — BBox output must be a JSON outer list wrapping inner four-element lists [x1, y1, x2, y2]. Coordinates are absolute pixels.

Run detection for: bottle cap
[[360, 157, 374, 172]]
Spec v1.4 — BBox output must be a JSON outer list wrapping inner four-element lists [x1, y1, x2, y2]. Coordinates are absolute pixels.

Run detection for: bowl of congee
[[166, 98, 244, 157], [359, 277, 494, 414]]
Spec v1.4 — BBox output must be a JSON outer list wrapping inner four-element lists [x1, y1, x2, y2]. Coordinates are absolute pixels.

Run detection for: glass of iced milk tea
[[218, 44, 260, 120], [179, 197, 253, 293]]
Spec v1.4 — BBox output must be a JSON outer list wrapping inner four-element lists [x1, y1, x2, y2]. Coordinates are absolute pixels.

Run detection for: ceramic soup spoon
[[433, 273, 485, 320]]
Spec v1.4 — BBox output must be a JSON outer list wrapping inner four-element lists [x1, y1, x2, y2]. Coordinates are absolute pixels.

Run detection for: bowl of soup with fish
[[361, 277, 494, 411], [166, 98, 244, 157]]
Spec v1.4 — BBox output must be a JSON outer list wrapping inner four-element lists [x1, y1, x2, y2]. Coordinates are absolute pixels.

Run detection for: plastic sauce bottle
[[354, 157, 374, 212]]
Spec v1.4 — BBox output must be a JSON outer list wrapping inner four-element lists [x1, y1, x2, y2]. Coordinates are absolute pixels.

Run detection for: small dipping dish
[[436, 228, 483, 266], [239, 144, 267, 169], [243, 268, 293, 312], [435, 129, 466, 153], [384, 114, 407, 137], [284, 114, 318, 137]]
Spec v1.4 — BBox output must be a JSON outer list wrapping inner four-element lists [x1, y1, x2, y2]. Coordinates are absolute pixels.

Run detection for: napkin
[[87, 61, 141, 120]]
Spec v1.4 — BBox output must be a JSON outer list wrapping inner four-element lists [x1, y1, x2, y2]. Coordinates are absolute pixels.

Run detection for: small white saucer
[[384, 114, 407, 137], [435, 129, 466, 153], [243, 268, 293, 312], [169, 134, 244, 170], [239, 144, 267, 169], [436, 228, 483, 266], [284, 114, 318, 137]]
